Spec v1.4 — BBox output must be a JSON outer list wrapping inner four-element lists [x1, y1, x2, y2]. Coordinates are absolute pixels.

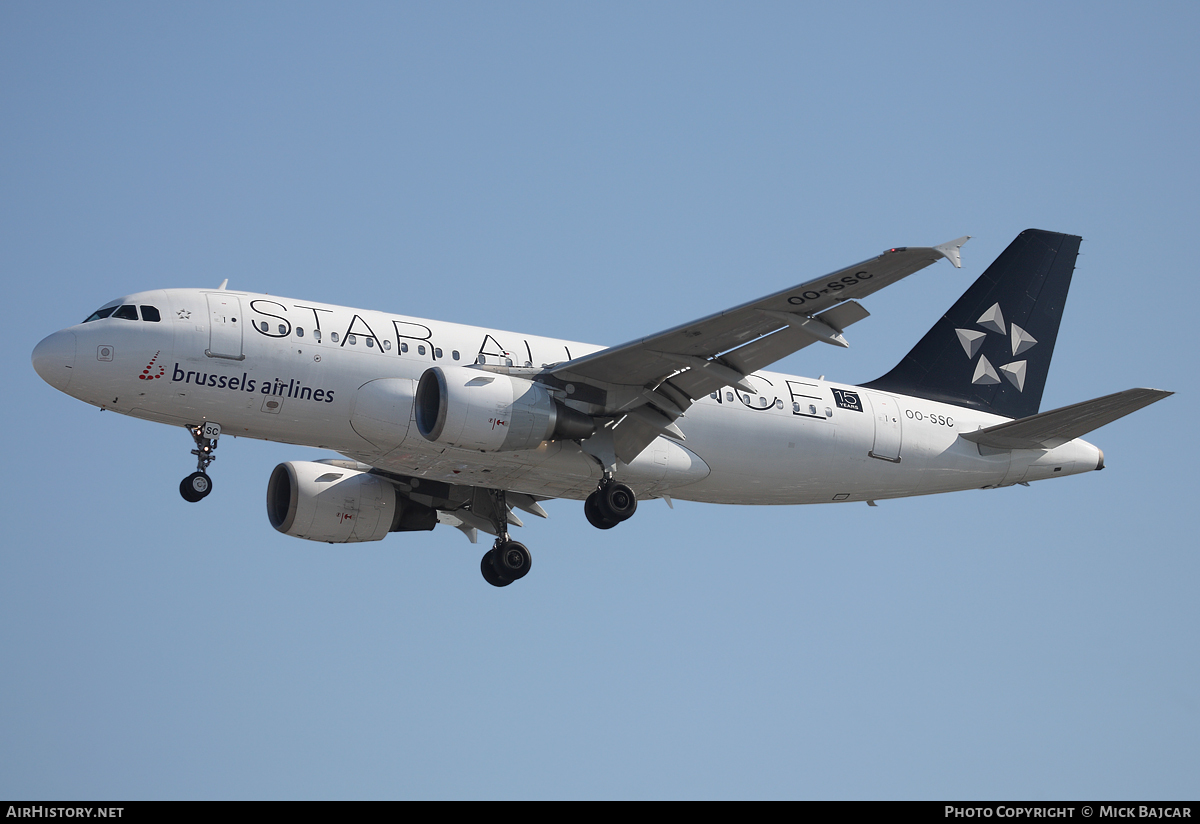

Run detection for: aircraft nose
[[32, 329, 77, 391]]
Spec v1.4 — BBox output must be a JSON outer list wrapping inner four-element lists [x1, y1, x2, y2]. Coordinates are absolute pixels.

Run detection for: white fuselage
[[34, 288, 1103, 506]]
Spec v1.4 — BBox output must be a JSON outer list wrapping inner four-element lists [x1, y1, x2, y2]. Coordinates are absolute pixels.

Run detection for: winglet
[[933, 236, 971, 269], [217, 278, 229, 290]]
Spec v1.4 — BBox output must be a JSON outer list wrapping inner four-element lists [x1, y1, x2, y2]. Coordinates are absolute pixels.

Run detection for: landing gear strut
[[478, 488, 533, 587], [584, 477, 637, 529], [179, 422, 220, 503]]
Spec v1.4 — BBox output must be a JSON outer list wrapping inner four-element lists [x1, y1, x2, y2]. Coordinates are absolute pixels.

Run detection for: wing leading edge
[[549, 236, 970, 463]]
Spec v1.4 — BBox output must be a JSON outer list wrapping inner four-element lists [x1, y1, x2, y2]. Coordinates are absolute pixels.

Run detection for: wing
[[549, 236, 970, 463], [358, 464, 553, 544]]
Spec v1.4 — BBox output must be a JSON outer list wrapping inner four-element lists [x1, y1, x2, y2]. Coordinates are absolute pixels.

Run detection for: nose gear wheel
[[180, 471, 212, 502], [179, 423, 220, 503]]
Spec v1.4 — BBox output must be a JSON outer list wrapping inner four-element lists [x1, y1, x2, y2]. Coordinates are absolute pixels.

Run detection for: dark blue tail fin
[[863, 229, 1081, 420]]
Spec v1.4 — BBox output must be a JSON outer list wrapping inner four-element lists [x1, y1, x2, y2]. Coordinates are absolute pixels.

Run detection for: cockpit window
[[83, 304, 119, 323], [82, 302, 162, 323]]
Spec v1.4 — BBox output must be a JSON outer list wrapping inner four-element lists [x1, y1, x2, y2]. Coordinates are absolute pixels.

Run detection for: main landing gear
[[478, 488, 533, 588], [584, 477, 637, 530], [179, 422, 220, 503], [481, 539, 532, 588]]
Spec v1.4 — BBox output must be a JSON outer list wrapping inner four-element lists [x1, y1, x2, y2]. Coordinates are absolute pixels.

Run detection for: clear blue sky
[[2, 1, 1196, 799]]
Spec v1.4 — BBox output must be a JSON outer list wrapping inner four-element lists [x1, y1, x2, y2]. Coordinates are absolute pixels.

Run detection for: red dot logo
[[138, 351, 165, 380]]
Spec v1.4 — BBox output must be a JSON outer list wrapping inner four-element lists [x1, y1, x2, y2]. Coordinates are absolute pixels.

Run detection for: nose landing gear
[[180, 471, 211, 503], [179, 422, 220, 503]]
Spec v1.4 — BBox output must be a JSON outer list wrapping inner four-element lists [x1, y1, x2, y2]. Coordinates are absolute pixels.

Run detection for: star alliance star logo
[[176, 309, 191, 320], [955, 303, 1036, 392]]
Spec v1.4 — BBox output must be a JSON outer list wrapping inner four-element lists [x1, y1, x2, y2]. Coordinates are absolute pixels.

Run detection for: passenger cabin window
[[331, 332, 340, 343], [296, 327, 304, 338], [140, 306, 161, 322], [112, 305, 139, 321], [434, 347, 442, 359], [347, 334, 357, 345], [260, 322, 269, 333], [83, 305, 119, 323], [278, 324, 287, 335], [313, 330, 321, 342], [417, 345, 426, 355], [366, 337, 374, 348], [383, 340, 391, 351], [452, 350, 460, 360], [400, 342, 409, 353]]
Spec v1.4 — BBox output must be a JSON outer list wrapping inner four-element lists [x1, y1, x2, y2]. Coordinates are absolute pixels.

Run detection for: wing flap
[[959, 388, 1173, 450], [366, 466, 555, 542], [722, 301, 871, 379], [611, 408, 671, 464]]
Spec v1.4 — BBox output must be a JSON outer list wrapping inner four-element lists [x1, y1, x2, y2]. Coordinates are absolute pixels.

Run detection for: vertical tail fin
[[863, 229, 1081, 419]]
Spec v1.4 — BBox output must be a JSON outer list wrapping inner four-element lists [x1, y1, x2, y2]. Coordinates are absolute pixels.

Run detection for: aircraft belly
[[347, 433, 712, 501], [353, 439, 603, 499]]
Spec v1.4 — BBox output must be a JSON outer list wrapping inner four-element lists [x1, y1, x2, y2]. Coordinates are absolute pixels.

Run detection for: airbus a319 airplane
[[32, 229, 1170, 587]]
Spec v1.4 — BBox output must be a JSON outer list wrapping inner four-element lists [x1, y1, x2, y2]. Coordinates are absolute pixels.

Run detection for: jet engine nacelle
[[266, 460, 434, 543], [415, 366, 594, 452]]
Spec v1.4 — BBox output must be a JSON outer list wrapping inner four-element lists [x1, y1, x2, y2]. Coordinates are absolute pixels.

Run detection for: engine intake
[[267, 461, 435, 543], [415, 367, 594, 452]]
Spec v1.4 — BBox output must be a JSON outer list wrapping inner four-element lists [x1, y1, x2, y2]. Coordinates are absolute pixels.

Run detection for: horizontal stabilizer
[[959, 388, 1173, 450]]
